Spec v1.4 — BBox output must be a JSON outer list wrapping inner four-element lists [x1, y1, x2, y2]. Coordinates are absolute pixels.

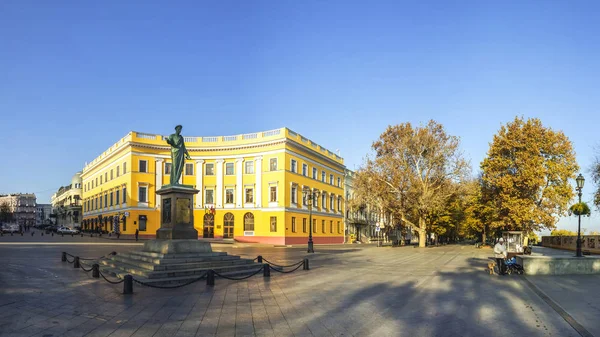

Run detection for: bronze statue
[[165, 125, 191, 185]]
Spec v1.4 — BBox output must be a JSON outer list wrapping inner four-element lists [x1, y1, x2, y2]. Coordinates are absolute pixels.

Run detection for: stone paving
[[0, 237, 592, 337]]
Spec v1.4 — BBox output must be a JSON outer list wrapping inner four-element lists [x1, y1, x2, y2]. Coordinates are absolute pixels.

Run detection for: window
[[205, 163, 214, 175], [322, 194, 327, 209], [270, 216, 277, 232], [139, 160, 148, 173], [110, 192, 113, 206], [105, 172, 108, 182], [245, 188, 253, 203], [314, 193, 318, 207], [100, 176, 103, 184], [245, 161, 254, 174], [117, 166, 120, 177], [95, 197, 98, 210], [116, 189, 120, 205], [139, 186, 147, 203], [270, 186, 277, 202], [185, 163, 194, 175], [270, 158, 277, 171], [337, 221, 341, 233], [337, 177, 341, 187], [330, 195, 334, 209], [330, 174, 334, 185], [292, 217, 296, 232], [312, 168, 317, 179], [291, 185, 297, 204], [312, 219, 316, 233], [321, 171, 326, 182], [302, 164, 308, 176], [302, 192, 307, 206], [205, 189, 214, 204], [122, 186, 127, 204], [225, 163, 234, 175], [110, 170, 113, 180], [165, 163, 172, 175], [244, 212, 254, 231], [100, 195, 103, 209], [303, 218, 307, 233], [330, 220, 333, 233], [225, 188, 234, 204], [95, 177, 98, 187], [123, 162, 127, 174], [291, 159, 297, 173], [338, 197, 341, 211]]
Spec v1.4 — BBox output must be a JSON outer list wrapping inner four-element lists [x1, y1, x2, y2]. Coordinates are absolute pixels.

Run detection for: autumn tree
[[550, 229, 577, 236], [0, 202, 13, 223], [481, 117, 579, 233], [358, 120, 470, 247], [463, 176, 499, 244]]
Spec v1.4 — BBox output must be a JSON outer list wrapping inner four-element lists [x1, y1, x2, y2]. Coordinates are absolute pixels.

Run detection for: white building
[[0, 193, 37, 227], [51, 172, 83, 227], [36, 204, 53, 225]]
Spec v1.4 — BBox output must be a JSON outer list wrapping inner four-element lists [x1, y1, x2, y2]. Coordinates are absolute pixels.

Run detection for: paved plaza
[[0, 236, 598, 337]]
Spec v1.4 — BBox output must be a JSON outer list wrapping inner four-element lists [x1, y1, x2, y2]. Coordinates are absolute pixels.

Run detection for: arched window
[[244, 212, 254, 231], [223, 213, 234, 238]]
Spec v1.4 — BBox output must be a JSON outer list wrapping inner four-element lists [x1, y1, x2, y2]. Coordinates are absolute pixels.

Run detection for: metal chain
[[213, 266, 264, 280], [99, 271, 125, 284], [262, 258, 304, 268], [66, 256, 75, 264], [270, 262, 304, 274], [79, 263, 94, 273], [132, 273, 208, 289], [80, 252, 117, 261]]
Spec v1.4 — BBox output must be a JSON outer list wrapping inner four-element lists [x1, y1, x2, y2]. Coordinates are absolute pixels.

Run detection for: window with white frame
[[302, 164, 307, 176], [291, 159, 297, 173], [165, 163, 172, 175], [123, 162, 127, 174], [337, 177, 341, 187], [245, 161, 254, 174], [138, 186, 148, 203], [302, 190, 307, 205], [139, 160, 148, 173], [291, 185, 297, 204], [330, 194, 334, 209], [270, 186, 277, 202], [292, 217, 296, 233], [312, 167, 317, 179], [270, 158, 277, 171], [205, 189, 214, 204], [205, 163, 214, 175], [225, 188, 234, 204], [313, 192, 318, 207], [330, 174, 334, 185], [185, 163, 194, 175], [322, 194, 326, 209], [117, 166, 120, 177], [225, 163, 234, 175], [338, 197, 342, 211], [245, 188, 253, 203], [270, 216, 277, 232], [321, 171, 326, 182]]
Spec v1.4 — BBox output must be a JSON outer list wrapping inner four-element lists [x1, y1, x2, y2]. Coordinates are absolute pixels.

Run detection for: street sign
[[124, 212, 129, 217], [375, 223, 381, 232]]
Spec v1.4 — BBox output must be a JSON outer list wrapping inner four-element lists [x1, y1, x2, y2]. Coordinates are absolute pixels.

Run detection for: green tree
[[358, 120, 470, 247], [481, 116, 579, 233], [0, 202, 13, 223], [463, 177, 499, 244], [550, 229, 577, 236]]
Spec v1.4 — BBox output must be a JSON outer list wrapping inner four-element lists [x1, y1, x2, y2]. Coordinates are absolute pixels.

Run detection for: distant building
[[50, 172, 83, 227], [36, 204, 53, 225], [0, 193, 37, 227]]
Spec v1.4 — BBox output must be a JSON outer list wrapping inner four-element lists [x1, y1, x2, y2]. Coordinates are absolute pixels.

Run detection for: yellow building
[[81, 128, 346, 244]]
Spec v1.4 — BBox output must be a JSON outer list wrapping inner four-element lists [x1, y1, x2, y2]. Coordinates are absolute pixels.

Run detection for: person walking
[[494, 237, 508, 275], [135, 229, 139, 241]]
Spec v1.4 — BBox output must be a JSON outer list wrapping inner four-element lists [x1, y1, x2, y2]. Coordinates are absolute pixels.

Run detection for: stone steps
[[109, 254, 254, 271], [117, 251, 240, 265]]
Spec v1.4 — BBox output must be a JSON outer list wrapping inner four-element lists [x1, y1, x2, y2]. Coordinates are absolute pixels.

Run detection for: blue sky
[[1, 1, 599, 233]]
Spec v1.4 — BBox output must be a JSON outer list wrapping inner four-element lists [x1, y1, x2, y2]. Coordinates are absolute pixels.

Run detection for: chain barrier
[[132, 272, 208, 289], [213, 266, 264, 280], [99, 271, 125, 284], [79, 262, 94, 273], [66, 256, 75, 264], [79, 251, 117, 261], [262, 258, 304, 268], [270, 262, 305, 274]]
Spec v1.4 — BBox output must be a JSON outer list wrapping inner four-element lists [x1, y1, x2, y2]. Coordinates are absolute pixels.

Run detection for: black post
[[92, 264, 100, 278], [303, 258, 309, 270], [61, 252, 66, 262], [123, 275, 133, 294], [73, 256, 80, 268], [263, 264, 270, 277], [308, 195, 314, 253], [576, 189, 583, 257], [31, 232, 34, 236], [207, 270, 215, 286], [257, 255, 263, 263]]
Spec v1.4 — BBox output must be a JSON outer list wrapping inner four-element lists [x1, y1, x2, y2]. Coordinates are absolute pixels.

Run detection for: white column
[[195, 160, 204, 208], [255, 156, 262, 208], [216, 159, 224, 208], [236, 158, 244, 207], [155, 159, 164, 208]]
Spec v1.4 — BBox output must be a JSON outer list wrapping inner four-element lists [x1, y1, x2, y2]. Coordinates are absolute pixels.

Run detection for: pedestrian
[[135, 229, 139, 241], [494, 237, 508, 275]]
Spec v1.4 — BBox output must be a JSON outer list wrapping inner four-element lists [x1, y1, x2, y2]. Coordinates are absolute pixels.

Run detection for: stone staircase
[[98, 250, 263, 286]]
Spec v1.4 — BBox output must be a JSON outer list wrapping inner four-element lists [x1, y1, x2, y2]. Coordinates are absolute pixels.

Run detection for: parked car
[[57, 227, 79, 234], [1, 224, 20, 233]]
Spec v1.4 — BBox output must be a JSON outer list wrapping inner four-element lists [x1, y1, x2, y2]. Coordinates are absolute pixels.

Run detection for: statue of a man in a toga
[[165, 125, 192, 185]]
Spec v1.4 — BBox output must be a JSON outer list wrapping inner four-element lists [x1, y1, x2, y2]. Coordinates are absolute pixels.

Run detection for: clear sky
[[1, 1, 599, 233]]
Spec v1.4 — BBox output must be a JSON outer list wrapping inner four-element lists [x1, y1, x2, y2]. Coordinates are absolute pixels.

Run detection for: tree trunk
[[418, 216, 426, 248], [482, 230, 486, 246]]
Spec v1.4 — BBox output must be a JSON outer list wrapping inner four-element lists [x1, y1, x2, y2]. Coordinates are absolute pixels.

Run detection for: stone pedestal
[[143, 239, 212, 254], [155, 184, 199, 240]]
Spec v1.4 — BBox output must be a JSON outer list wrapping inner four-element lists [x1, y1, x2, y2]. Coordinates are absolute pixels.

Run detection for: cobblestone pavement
[[0, 239, 586, 337]]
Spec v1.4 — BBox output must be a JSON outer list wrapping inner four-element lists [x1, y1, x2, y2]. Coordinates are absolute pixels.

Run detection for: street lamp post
[[575, 173, 585, 258], [303, 187, 320, 253]]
